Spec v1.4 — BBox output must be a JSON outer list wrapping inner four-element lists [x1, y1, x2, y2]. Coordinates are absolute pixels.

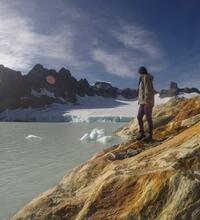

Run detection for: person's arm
[[144, 76, 153, 104]]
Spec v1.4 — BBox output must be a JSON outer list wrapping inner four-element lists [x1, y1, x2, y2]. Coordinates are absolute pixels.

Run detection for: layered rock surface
[[12, 96, 200, 219]]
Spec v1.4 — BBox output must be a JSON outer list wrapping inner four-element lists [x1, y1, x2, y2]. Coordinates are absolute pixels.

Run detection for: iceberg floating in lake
[[79, 133, 90, 141], [89, 128, 105, 140], [96, 135, 113, 144], [80, 127, 113, 143], [25, 134, 43, 141]]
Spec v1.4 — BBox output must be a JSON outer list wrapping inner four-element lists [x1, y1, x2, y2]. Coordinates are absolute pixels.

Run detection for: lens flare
[[46, 75, 56, 85]]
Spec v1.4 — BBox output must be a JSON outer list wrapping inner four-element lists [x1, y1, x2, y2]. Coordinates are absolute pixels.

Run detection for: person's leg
[[137, 104, 145, 134], [144, 105, 153, 137]]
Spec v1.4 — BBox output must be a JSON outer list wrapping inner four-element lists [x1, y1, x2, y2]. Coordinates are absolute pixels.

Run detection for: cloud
[[91, 23, 165, 78], [0, 1, 82, 72], [91, 49, 141, 77], [112, 24, 161, 58]]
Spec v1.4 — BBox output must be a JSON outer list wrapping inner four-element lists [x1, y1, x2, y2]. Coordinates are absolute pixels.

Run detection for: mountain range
[[0, 64, 199, 112]]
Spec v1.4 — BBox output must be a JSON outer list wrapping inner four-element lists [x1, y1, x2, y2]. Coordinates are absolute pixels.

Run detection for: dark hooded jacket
[[138, 73, 155, 106]]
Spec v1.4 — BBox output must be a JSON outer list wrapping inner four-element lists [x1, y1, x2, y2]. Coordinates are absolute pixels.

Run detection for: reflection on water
[[0, 122, 125, 219]]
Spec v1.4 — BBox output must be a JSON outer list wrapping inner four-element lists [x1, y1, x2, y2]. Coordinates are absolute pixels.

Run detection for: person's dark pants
[[137, 104, 153, 136]]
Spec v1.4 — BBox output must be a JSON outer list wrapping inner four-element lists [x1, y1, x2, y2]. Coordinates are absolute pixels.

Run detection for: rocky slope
[[12, 96, 200, 219], [114, 96, 200, 138]]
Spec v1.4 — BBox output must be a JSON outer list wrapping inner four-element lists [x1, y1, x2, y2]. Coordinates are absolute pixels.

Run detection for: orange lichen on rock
[[173, 97, 200, 122]]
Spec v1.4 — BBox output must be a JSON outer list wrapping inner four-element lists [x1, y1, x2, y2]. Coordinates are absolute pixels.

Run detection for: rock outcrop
[[160, 81, 200, 98], [160, 82, 179, 98], [94, 82, 119, 98], [77, 79, 92, 97], [12, 96, 200, 220]]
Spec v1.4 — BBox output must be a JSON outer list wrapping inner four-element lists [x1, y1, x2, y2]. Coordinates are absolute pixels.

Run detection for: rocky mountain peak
[[58, 67, 71, 77], [28, 64, 45, 75]]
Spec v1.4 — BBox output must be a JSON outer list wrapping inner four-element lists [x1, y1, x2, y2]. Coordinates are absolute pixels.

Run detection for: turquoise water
[[0, 122, 125, 219]]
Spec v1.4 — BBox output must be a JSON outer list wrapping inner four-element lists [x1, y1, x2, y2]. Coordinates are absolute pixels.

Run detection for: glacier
[[0, 93, 199, 123]]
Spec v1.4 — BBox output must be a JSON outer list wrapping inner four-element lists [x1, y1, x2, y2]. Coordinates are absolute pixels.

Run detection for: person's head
[[138, 66, 148, 75]]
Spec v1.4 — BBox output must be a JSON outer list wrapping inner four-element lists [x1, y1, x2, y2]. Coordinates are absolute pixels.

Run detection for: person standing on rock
[[136, 66, 155, 142]]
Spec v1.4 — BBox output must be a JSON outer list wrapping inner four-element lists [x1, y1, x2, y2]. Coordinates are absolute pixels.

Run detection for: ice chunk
[[25, 134, 43, 141], [79, 133, 90, 141], [89, 128, 105, 140], [80, 127, 112, 144], [97, 136, 113, 144]]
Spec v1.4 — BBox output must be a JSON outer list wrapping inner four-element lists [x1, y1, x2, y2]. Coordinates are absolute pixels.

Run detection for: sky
[[0, 0, 200, 90]]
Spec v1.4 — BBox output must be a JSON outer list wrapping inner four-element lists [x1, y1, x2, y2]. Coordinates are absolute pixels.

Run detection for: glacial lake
[[0, 122, 126, 219]]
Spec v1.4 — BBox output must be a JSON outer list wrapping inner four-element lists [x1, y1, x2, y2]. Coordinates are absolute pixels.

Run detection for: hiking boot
[[144, 132, 153, 143], [136, 131, 145, 140]]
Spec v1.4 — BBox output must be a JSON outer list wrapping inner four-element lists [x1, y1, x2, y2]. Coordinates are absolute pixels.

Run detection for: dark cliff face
[[0, 65, 30, 99], [26, 65, 78, 102], [0, 64, 199, 112], [77, 78, 93, 97], [0, 64, 79, 110]]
